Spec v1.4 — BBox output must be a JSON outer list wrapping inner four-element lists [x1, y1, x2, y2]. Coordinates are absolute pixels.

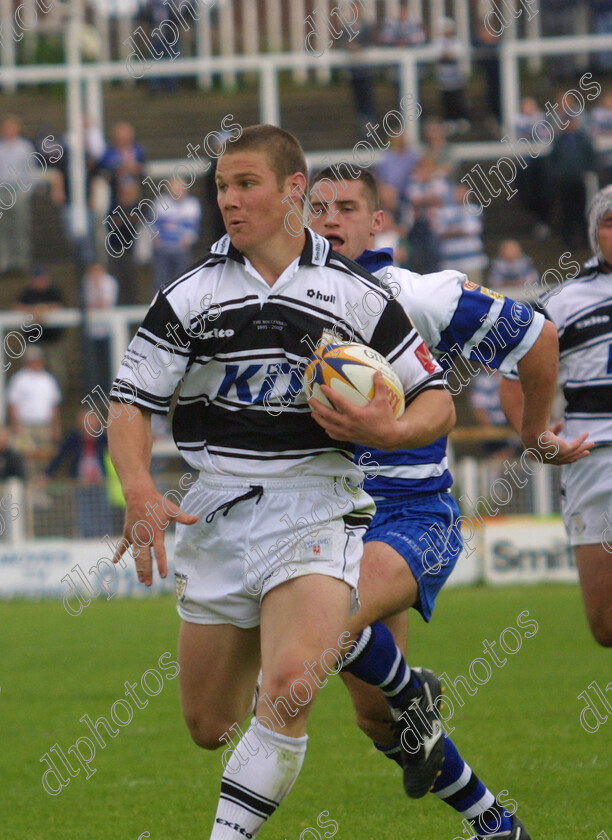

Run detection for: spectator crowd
[[0, 0, 611, 536]]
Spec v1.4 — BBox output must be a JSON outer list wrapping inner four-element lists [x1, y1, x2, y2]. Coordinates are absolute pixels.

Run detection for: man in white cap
[[502, 183, 612, 646]]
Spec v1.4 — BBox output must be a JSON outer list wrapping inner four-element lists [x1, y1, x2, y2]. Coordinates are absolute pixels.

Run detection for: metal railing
[[0, 451, 562, 545], [3, 20, 610, 239]]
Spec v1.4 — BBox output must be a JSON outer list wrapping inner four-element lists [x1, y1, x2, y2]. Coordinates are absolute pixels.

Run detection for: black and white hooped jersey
[[109, 230, 444, 478], [543, 262, 612, 446]]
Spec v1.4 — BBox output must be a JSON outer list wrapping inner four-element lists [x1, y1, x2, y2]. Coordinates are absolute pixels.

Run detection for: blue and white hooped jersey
[[355, 249, 545, 499], [541, 261, 612, 447]]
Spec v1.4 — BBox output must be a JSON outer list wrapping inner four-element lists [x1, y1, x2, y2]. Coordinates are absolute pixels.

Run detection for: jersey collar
[[299, 228, 330, 267], [356, 248, 394, 273], [210, 233, 245, 264], [210, 228, 329, 268]]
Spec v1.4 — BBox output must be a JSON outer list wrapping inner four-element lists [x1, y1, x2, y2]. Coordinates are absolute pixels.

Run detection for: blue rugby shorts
[[363, 491, 462, 621]]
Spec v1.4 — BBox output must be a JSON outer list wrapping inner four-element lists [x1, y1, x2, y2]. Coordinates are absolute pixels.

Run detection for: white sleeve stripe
[[463, 298, 503, 356], [405, 374, 445, 403], [496, 314, 544, 374]]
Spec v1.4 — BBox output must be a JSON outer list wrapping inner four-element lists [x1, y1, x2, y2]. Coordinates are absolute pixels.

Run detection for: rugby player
[[107, 125, 455, 839], [500, 184, 611, 647], [308, 165, 592, 839]]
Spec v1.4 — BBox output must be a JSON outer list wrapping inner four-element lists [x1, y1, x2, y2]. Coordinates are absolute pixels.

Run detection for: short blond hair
[[221, 124, 307, 189]]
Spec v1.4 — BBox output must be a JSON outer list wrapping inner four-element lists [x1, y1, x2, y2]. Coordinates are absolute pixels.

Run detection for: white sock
[[209, 718, 308, 839]]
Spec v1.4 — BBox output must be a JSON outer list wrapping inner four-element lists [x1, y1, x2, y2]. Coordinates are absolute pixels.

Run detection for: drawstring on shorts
[[205, 485, 264, 523]]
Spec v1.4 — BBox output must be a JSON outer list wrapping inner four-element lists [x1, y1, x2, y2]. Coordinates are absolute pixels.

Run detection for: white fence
[[2, 0, 479, 77]]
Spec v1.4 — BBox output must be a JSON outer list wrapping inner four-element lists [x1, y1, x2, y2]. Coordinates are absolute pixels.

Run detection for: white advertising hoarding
[[482, 516, 578, 584]]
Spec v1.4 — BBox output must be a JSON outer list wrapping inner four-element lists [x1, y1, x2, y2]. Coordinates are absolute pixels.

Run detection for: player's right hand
[[527, 423, 595, 466], [111, 480, 199, 587]]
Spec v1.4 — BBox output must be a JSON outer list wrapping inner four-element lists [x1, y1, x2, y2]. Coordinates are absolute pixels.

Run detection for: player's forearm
[[499, 377, 524, 435], [391, 389, 455, 450], [516, 319, 558, 448], [108, 403, 155, 501]]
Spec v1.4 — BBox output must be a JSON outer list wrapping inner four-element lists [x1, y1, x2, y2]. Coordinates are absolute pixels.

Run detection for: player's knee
[[260, 669, 315, 722], [590, 615, 612, 647], [184, 716, 228, 750]]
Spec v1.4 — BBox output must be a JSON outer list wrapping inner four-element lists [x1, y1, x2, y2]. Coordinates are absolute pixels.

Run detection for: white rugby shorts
[[561, 446, 612, 547], [173, 472, 376, 627]]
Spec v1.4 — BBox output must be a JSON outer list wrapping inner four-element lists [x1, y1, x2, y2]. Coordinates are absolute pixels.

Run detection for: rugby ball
[[303, 342, 405, 418]]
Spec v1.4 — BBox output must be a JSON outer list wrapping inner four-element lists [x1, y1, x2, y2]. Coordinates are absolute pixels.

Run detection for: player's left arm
[[311, 374, 455, 451], [500, 337, 594, 466]]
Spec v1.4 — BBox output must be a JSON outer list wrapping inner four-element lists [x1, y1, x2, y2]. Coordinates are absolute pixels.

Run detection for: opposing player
[[308, 165, 592, 839], [500, 184, 611, 647], [107, 126, 455, 839]]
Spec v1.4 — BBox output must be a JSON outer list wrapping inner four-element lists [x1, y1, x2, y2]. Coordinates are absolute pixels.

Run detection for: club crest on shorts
[[174, 572, 188, 602], [303, 536, 330, 558]]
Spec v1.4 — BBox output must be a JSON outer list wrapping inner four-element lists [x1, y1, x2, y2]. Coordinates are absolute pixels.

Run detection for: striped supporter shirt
[[355, 249, 545, 498], [109, 230, 444, 479]]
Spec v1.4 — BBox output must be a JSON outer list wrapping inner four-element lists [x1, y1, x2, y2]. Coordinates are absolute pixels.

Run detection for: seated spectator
[[405, 155, 451, 274], [144, 0, 181, 93], [0, 427, 25, 481], [514, 97, 553, 239], [435, 18, 470, 135], [376, 133, 421, 218], [379, 0, 426, 46], [336, 4, 378, 138], [422, 117, 455, 180], [488, 240, 539, 290], [7, 346, 61, 473], [48, 116, 106, 266], [106, 178, 144, 305], [83, 263, 119, 391], [589, 88, 612, 186], [549, 115, 596, 248], [14, 265, 66, 389], [43, 411, 114, 539], [97, 122, 146, 211], [431, 183, 488, 283], [151, 180, 201, 292]]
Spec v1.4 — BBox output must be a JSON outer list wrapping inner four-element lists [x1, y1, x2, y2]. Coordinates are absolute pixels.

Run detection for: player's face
[[308, 179, 383, 261], [597, 212, 612, 264], [216, 150, 301, 255]]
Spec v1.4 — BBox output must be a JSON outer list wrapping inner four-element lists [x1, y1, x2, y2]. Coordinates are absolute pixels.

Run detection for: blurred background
[[0, 0, 610, 592]]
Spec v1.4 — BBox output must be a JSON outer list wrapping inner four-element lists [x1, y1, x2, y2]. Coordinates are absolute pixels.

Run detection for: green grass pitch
[[2, 584, 610, 840]]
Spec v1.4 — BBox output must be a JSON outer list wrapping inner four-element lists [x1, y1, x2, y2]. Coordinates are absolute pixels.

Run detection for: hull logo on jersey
[[463, 280, 480, 292], [416, 341, 437, 374], [174, 572, 188, 602], [307, 288, 336, 304]]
